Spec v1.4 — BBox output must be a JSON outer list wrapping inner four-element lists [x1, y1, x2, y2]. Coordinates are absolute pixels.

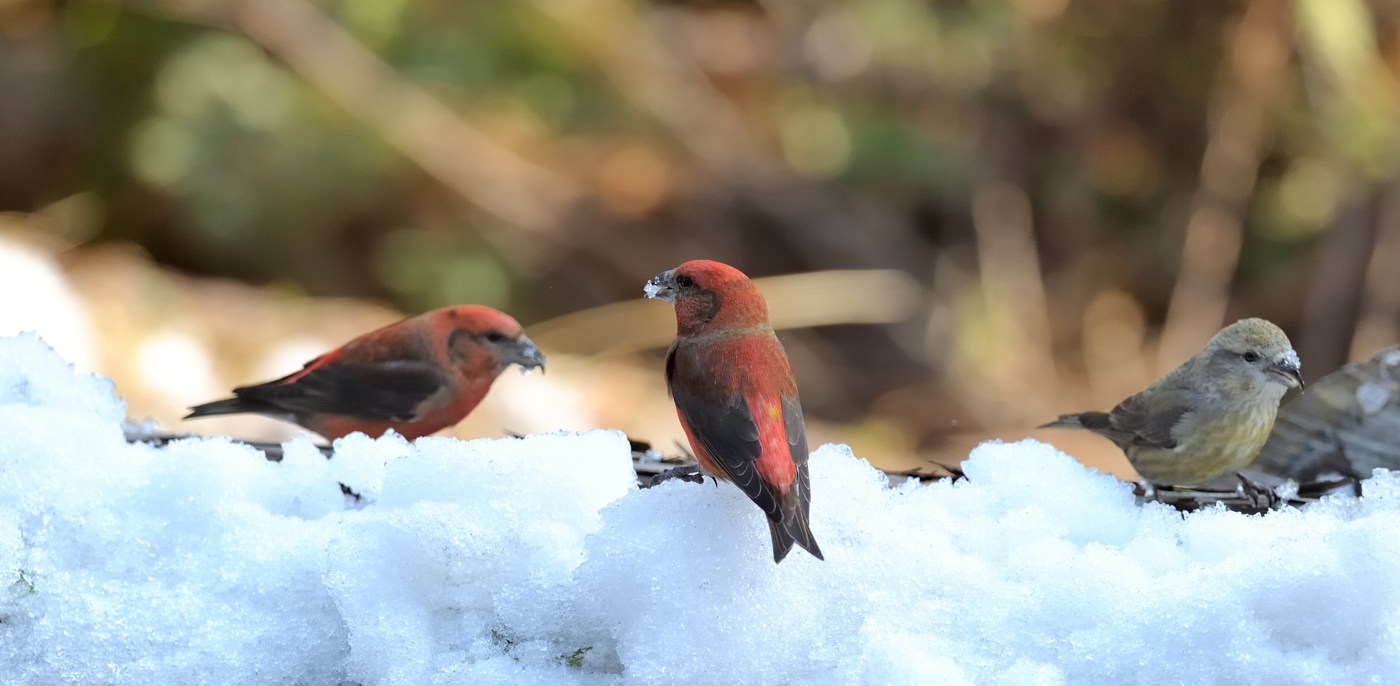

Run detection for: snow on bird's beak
[[645, 269, 677, 303], [508, 335, 546, 374], [1267, 350, 1303, 390]]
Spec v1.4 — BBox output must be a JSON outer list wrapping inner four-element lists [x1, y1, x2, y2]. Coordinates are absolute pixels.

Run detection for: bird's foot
[[1136, 481, 1161, 502], [1235, 472, 1282, 511], [647, 463, 705, 488]]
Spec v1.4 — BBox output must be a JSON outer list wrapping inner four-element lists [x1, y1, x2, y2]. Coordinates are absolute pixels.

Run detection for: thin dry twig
[[1131, 478, 1357, 515], [126, 428, 1358, 513]]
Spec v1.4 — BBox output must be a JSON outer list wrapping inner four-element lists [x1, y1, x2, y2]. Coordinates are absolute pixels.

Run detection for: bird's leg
[[1138, 480, 1159, 502], [1235, 472, 1281, 511], [648, 463, 705, 487]]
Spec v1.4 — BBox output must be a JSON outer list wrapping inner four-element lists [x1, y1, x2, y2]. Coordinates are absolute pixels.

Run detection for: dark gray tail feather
[[768, 519, 795, 564], [1039, 411, 1111, 431], [184, 397, 274, 420], [768, 514, 823, 564]]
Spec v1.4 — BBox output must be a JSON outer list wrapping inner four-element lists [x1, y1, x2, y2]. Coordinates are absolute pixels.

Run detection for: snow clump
[[1, 332, 1399, 684]]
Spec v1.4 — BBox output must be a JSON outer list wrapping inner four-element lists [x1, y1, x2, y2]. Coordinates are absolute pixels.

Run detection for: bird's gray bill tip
[[513, 338, 546, 375], [1268, 350, 1304, 389]]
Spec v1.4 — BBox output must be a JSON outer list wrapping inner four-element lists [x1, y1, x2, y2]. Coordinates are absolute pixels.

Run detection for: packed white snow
[[2, 331, 1400, 685]]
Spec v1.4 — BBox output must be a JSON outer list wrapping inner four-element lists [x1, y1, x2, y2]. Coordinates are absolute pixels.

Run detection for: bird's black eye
[[1243, 351, 1260, 363], [484, 331, 508, 343], [674, 274, 695, 289]]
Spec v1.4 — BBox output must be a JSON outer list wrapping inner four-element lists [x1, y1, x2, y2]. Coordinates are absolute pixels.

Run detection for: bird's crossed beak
[[507, 335, 546, 373], [1267, 350, 1303, 390], [645, 269, 677, 303]]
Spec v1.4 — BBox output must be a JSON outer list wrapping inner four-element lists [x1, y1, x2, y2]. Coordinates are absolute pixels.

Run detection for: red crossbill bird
[[1043, 317, 1302, 486], [647, 260, 823, 564], [185, 305, 544, 441]]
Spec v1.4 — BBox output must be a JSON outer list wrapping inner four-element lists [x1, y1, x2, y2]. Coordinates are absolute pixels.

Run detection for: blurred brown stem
[[971, 182, 1059, 414], [1350, 176, 1400, 358], [1297, 184, 1381, 381], [1158, 0, 1290, 371]]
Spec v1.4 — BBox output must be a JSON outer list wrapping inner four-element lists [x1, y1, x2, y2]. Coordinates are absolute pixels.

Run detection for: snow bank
[[3, 332, 1400, 685]]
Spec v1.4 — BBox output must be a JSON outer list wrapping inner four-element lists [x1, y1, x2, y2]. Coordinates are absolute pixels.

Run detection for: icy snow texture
[[3, 332, 1400, 685]]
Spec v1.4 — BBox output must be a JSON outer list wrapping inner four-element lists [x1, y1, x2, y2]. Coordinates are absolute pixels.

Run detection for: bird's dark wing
[[778, 394, 821, 561], [234, 359, 449, 421], [1108, 390, 1186, 451], [666, 348, 782, 519]]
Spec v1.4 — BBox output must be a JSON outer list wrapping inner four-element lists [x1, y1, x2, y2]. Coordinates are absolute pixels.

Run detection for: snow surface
[[3, 331, 1400, 685]]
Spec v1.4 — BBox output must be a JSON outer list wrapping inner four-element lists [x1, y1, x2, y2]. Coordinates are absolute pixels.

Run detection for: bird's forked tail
[[768, 506, 823, 564], [1039, 411, 1111, 431], [184, 396, 270, 420]]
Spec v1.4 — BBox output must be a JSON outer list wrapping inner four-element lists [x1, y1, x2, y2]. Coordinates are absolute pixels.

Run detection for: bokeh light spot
[[130, 119, 196, 188], [780, 102, 852, 178]]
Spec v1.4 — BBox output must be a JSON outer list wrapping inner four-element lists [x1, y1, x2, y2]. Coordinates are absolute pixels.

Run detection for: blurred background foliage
[[3, 0, 1400, 476]]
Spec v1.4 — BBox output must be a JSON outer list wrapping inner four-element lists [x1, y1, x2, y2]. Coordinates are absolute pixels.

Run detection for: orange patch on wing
[[751, 394, 796, 494]]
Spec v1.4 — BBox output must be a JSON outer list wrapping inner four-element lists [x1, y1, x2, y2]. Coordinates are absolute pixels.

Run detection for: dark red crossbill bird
[[646, 260, 823, 564], [185, 305, 544, 441]]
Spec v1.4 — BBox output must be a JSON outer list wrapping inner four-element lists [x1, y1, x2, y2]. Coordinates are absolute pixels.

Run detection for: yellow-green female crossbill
[[1043, 318, 1303, 486]]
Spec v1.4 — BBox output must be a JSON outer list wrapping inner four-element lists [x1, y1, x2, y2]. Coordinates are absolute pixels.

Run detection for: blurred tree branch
[[533, 0, 771, 175], [1353, 177, 1400, 357], [533, 0, 920, 273], [137, 0, 585, 242], [528, 269, 922, 356], [1297, 184, 1381, 382]]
